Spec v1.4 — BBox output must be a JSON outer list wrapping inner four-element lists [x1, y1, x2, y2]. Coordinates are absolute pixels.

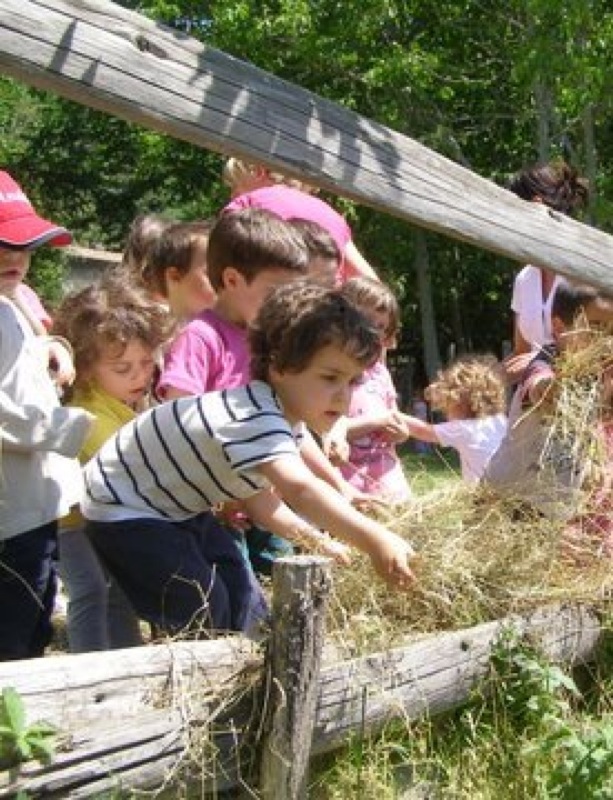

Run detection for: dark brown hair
[[552, 279, 613, 327], [508, 160, 589, 217], [249, 278, 381, 381], [144, 219, 214, 296], [208, 208, 309, 290]]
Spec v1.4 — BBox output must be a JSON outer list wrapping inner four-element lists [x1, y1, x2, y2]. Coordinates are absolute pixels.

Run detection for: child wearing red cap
[[0, 170, 92, 660]]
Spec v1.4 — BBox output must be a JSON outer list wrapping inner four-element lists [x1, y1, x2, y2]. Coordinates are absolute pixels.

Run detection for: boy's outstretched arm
[[241, 488, 352, 565], [255, 455, 416, 590]]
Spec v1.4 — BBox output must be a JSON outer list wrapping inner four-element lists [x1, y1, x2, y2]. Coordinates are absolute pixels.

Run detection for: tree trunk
[[414, 229, 442, 380]]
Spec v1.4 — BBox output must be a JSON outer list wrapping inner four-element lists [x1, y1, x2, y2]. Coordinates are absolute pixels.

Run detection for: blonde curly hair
[[425, 354, 505, 418]]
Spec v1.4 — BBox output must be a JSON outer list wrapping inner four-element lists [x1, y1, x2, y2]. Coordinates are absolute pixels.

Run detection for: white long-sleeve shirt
[[0, 297, 91, 539]]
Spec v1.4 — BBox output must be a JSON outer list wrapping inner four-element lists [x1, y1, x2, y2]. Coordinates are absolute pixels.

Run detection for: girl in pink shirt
[[327, 277, 412, 504]]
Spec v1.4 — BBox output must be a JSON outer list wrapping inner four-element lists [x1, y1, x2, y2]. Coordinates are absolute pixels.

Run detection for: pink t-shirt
[[17, 283, 53, 330], [225, 185, 352, 254], [157, 309, 250, 397], [340, 360, 411, 504]]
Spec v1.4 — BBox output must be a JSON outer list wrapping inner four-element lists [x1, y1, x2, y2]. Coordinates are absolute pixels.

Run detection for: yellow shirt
[[62, 385, 136, 528]]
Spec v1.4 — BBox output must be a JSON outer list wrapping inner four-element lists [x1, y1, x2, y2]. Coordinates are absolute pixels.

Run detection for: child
[[222, 157, 379, 282], [483, 280, 613, 520], [157, 209, 366, 575], [325, 277, 412, 504], [81, 279, 416, 639], [404, 355, 508, 483], [0, 170, 92, 660], [118, 212, 174, 294], [141, 219, 217, 320], [289, 218, 340, 287], [157, 209, 309, 400], [54, 278, 173, 652]]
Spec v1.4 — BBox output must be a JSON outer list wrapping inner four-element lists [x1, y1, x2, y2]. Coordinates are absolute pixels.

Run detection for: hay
[[327, 334, 613, 655]]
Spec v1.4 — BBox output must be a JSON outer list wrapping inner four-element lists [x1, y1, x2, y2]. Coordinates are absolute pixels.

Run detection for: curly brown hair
[[54, 275, 174, 395], [249, 278, 381, 381], [425, 354, 506, 418]]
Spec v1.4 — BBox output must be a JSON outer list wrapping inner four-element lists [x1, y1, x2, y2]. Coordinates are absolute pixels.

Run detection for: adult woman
[[506, 160, 589, 377]]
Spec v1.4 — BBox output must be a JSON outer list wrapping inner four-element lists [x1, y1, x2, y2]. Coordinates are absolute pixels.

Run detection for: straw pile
[[327, 334, 613, 654]]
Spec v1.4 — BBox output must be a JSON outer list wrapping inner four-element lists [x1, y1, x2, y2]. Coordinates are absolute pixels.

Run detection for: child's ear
[[221, 266, 243, 290]]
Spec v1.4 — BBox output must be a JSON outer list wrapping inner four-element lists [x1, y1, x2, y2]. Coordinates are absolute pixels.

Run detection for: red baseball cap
[[0, 171, 72, 248]]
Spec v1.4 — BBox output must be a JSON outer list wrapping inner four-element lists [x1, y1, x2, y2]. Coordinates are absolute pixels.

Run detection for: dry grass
[[327, 333, 613, 655]]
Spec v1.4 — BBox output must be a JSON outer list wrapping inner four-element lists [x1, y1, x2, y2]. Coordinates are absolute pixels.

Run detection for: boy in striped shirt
[[83, 280, 416, 637]]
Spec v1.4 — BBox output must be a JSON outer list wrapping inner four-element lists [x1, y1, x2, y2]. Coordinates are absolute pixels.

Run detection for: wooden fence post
[[259, 555, 332, 800]]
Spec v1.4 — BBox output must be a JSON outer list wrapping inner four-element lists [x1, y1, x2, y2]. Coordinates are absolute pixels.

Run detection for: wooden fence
[[1, 0, 613, 291], [0, 558, 603, 798]]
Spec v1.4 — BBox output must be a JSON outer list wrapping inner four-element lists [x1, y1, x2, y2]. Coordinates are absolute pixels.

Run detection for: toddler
[[326, 277, 412, 504], [54, 278, 173, 651], [142, 219, 217, 320], [404, 355, 508, 483], [0, 170, 92, 659]]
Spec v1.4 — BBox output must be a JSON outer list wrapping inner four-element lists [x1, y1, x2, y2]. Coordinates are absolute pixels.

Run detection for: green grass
[[310, 636, 613, 799], [400, 445, 462, 496]]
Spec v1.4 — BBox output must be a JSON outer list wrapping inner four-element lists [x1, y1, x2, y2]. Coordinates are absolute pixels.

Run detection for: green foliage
[[0, 687, 56, 772], [27, 248, 68, 309], [312, 637, 613, 798]]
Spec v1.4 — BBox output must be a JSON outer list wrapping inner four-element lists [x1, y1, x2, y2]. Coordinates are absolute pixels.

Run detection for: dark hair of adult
[[508, 160, 589, 217]]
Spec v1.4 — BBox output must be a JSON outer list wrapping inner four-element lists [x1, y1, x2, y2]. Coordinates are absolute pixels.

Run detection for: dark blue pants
[[86, 513, 268, 636], [0, 522, 57, 660]]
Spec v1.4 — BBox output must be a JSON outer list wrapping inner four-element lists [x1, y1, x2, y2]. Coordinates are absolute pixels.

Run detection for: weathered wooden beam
[[1, 0, 613, 290], [0, 637, 261, 797], [259, 556, 332, 800], [313, 603, 601, 753], [0, 603, 602, 796]]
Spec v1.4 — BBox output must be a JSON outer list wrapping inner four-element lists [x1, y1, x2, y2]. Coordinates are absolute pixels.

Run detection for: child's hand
[[370, 533, 416, 590], [312, 533, 353, 565], [501, 352, 533, 385], [322, 418, 350, 465], [47, 338, 76, 387], [381, 410, 409, 443], [215, 500, 251, 532]]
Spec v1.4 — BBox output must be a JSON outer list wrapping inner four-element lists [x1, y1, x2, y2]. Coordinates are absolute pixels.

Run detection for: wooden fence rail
[[1, 0, 613, 291], [0, 557, 603, 798]]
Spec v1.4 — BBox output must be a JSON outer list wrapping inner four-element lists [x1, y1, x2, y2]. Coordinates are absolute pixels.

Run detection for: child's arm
[[400, 413, 441, 444], [241, 489, 353, 564], [344, 410, 408, 444], [0, 388, 92, 456], [253, 455, 416, 589]]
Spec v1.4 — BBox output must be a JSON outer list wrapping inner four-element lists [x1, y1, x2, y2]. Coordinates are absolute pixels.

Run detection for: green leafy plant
[[0, 687, 56, 771]]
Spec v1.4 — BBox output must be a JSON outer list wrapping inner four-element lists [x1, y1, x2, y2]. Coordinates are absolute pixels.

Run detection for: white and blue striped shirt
[[82, 381, 304, 523]]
